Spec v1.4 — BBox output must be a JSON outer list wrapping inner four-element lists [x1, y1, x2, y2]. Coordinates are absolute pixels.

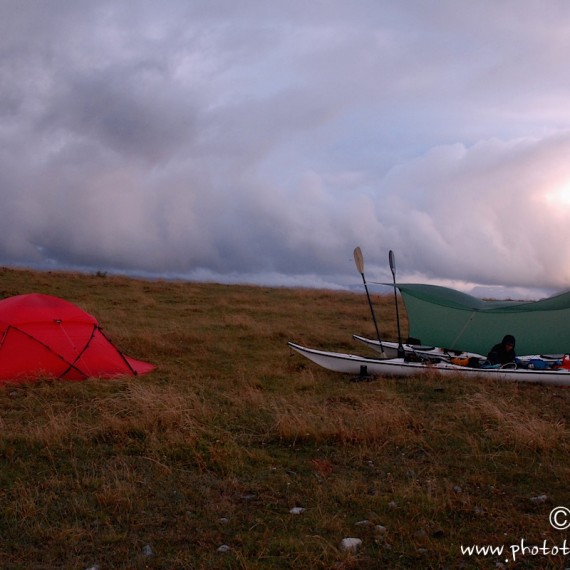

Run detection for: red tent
[[0, 293, 155, 382]]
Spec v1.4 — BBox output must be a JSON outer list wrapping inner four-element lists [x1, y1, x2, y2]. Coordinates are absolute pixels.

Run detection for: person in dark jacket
[[487, 334, 516, 365]]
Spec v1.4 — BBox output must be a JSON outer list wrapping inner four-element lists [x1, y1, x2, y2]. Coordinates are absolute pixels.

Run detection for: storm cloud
[[2, 1, 570, 297]]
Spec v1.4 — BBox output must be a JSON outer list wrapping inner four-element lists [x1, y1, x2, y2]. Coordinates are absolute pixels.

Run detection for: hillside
[[1, 267, 569, 569]]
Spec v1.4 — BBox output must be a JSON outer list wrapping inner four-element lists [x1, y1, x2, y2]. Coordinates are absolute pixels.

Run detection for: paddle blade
[[389, 249, 396, 276], [353, 247, 364, 274]]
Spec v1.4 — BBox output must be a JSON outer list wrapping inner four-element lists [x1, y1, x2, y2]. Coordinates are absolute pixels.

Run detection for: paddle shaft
[[360, 272, 384, 349]]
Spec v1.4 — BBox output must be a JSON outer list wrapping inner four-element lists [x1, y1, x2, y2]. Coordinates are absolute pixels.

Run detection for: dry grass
[[1, 267, 570, 569], [459, 391, 567, 452]]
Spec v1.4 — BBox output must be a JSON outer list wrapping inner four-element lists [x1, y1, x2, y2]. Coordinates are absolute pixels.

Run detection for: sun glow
[[543, 182, 570, 207]]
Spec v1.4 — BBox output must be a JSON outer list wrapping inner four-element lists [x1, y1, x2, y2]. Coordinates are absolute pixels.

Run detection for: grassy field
[[1, 267, 570, 569]]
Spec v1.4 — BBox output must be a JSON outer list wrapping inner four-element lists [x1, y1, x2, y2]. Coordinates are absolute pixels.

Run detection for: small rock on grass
[[340, 538, 362, 551], [217, 545, 231, 554], [290, 507, 305, 514]]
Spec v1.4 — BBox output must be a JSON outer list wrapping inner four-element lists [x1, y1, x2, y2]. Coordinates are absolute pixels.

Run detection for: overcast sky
[[2, 1, 570, 298]]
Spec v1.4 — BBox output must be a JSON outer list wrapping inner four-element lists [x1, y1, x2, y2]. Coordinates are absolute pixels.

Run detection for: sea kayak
[[288, 342, 570, 386]]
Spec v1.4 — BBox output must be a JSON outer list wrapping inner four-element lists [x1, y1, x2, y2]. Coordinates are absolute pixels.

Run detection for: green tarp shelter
[[397, 284, 570, 356]]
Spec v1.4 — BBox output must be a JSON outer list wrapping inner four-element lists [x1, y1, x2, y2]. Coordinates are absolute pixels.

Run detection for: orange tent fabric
[[0, 293, 155, 382]]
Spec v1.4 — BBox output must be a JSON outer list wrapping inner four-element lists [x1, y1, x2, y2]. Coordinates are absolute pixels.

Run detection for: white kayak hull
[[288, 342, 570, 386]]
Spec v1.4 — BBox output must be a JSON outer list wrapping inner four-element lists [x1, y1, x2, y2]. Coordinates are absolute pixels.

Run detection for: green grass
[[1, 267, 570, 569]]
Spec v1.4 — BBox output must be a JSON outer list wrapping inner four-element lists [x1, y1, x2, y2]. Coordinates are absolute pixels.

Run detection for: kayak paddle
[[353, 247, 386, 358], [389, 249, 405, 359]]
